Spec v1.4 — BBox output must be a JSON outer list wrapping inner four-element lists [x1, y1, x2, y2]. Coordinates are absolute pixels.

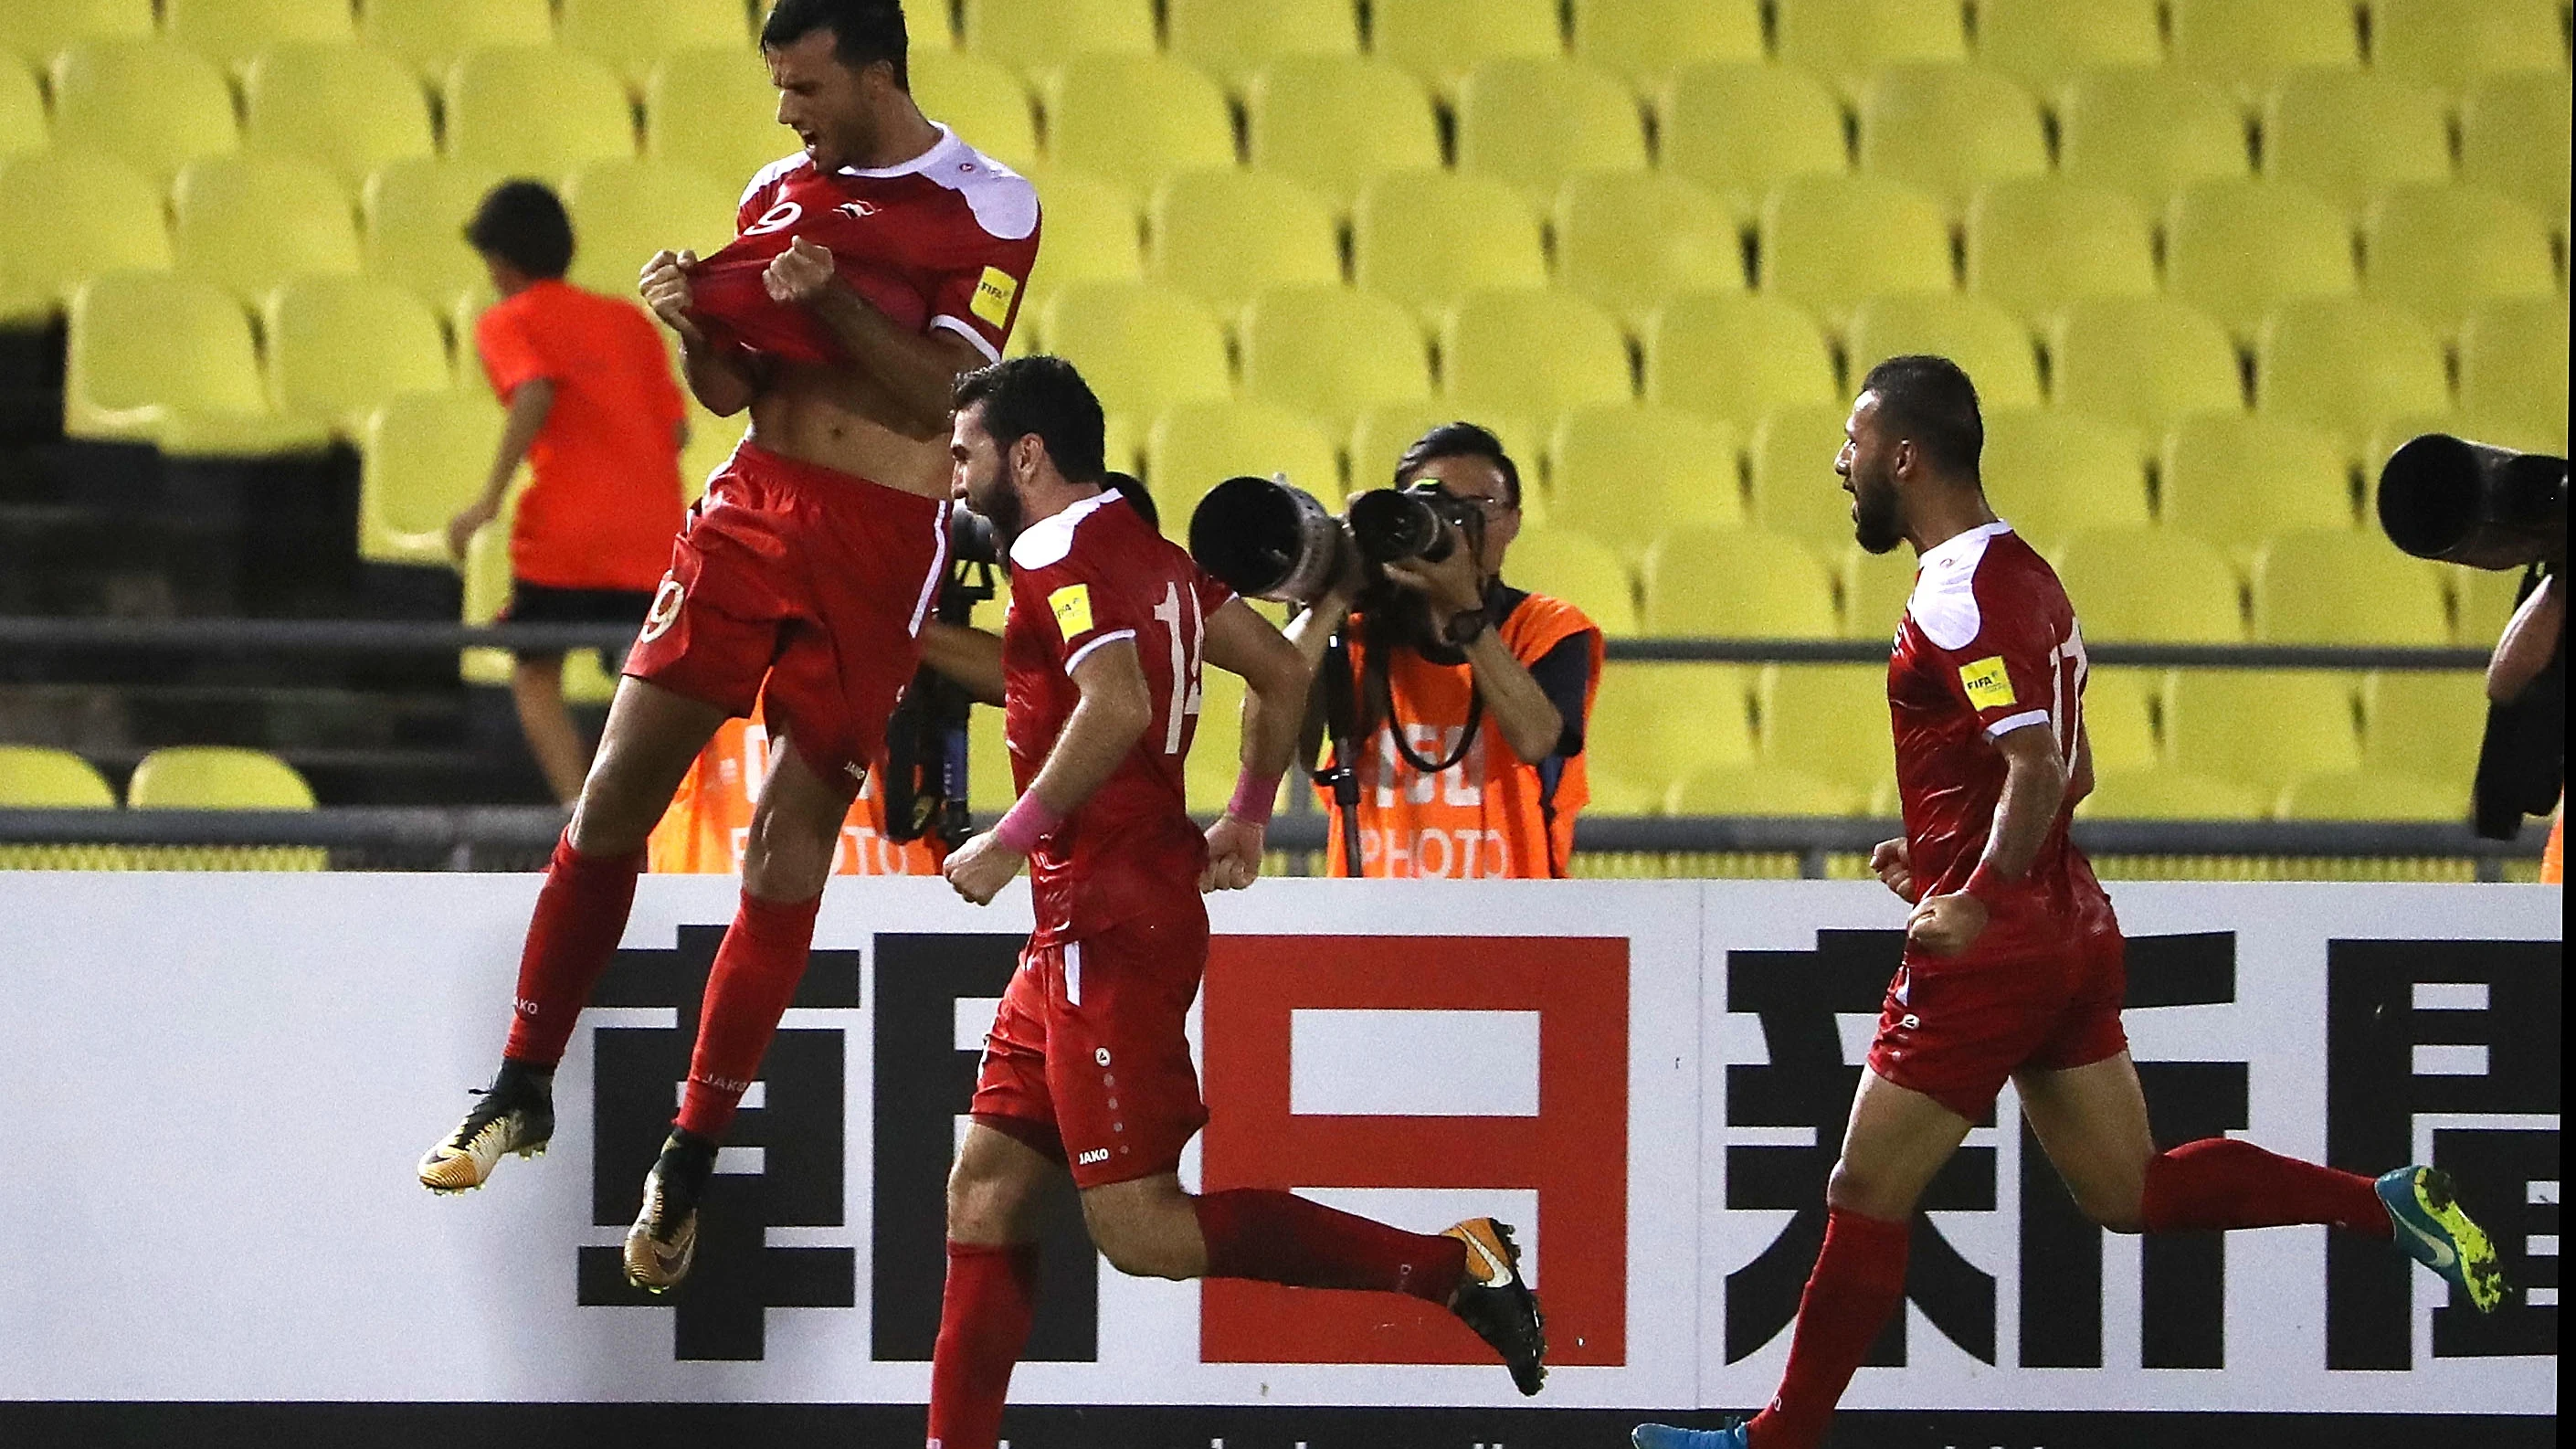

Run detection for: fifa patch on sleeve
[[971, 267, 1020, 326], [1049, 583, 1093, 640], [1958, 655, 2016, 708]]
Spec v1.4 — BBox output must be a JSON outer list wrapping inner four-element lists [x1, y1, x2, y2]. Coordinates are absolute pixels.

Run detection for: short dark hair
[[760, 0, 910, 88], [1394, 420, 1523, 509], [463, 179, 574, 280], [1859, 354, 1983, 477], [954, 355, 1108, 483]]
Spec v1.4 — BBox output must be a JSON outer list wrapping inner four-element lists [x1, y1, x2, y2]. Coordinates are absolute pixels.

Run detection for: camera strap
[[1376, 650, 1485, 777]]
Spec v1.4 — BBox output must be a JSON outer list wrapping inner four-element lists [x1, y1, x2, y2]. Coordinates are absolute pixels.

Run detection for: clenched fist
[[763, 235, 839, 306], [1869, 835, 1916, 903], [941, 829, 1025, 906], [639, 249, 702, 342]]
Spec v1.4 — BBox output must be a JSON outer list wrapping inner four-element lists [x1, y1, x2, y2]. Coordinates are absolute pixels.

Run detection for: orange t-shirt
[[648, 705, 948, 876], [475, 280, 688, 591]]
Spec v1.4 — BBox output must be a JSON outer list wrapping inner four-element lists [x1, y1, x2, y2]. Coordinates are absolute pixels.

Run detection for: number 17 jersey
[[1002, 489, 1234, 947]]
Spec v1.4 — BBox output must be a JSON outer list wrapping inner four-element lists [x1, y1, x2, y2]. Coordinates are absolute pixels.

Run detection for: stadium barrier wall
[[0, 876, 2556, 1444]]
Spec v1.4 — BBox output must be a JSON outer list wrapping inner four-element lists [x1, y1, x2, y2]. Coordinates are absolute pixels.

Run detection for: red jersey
[[1887, 523, 2115, 960], [1002, 490, 1233, 947], [686, 125, 1039, 367]]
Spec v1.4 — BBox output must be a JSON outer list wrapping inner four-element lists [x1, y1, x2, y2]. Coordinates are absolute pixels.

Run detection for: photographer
[[1285, 423, 1602, 878]]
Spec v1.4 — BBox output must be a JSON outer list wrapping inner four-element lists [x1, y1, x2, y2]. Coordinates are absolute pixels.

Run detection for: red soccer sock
[[501, 834, 646, 1068], [926, 1241, 1040, 1449], [1746, 1208, 1911, 1449], [2141, 1137, 2391, 1237], [674, 888, 820, 1139], [1192, 1189, 1467, 1304]]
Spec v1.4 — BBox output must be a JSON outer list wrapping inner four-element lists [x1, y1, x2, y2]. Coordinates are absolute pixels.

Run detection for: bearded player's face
[[765, 30, 879, 173], [950, 405, 1025, 544], [1840, 393, 1906, 555]]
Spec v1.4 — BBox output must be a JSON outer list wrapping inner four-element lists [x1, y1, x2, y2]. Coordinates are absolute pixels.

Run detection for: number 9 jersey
[[1001, 488, 1236, 947]]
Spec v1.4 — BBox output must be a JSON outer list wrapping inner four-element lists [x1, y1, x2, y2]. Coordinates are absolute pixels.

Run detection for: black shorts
[[501, 581, 655, 661]]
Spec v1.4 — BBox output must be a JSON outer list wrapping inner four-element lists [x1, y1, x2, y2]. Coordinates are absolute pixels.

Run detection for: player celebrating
[[930, 357, 1546, 1447], [417, 0, 1040, 1296], [1632, 357, 2505, 1449]]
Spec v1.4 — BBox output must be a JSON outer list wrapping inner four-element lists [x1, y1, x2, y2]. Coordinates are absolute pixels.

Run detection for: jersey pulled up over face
[[1003, 491, 1234, 947], [1888, 523, 2115, 959], [686, 125, 1039, 366]]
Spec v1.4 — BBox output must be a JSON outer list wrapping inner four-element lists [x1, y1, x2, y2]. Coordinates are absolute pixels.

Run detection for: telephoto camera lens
[[1346, 488, 1454, 565]]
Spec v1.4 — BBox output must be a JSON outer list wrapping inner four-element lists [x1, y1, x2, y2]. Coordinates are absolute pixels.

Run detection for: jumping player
[[417, 0, 1040, 1296], [1632, 356, 2506, 1449], [930, 356, 1546, 1447]]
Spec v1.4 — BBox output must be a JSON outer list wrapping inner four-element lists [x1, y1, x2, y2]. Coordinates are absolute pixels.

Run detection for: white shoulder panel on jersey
[[738, 151, 813, 210], [932, 146, 1040, 241], [1906, 521, 2012, 651], [1007, 489, 1121, 571]]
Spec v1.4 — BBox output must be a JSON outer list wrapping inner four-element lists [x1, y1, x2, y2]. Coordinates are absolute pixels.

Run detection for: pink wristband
[[1226, 769, 1283, 827], [1962, 859, 2007, 904], [991, 792, 1062, 854]]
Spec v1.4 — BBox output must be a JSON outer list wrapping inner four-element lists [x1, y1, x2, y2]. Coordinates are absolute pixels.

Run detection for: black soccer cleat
[[623, 1127, 719, 1293], [1441, 1217, 1547, 1395], [418, 1062, 554, 1193]]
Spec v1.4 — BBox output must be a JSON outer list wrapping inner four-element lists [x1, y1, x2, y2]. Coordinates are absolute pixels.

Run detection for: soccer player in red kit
[[1632, 356, 2505, 1449], [417, 0, 1041, 1296], [928, 357, 1546, 1448]]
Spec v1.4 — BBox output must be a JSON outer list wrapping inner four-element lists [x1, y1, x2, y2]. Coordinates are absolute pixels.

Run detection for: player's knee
[[1825, 1158, 1908, 1218], [1081, 1200, 1192, 1281], [740, 810, 834, 901], [944, 1156, 1022, 1242], [2075, 1179, 2148, 1234]]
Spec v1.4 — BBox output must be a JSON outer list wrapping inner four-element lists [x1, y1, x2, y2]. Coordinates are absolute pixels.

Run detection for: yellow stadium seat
[[558, 0, 751, 91], [359, 0, 551, 81], [1857, 65, 2047, 220], [1145, 399, 1339, 523], [1240, 284, 1431, 435], [0, 150, 172, 326], [359, 389, 503, 566], [128, 746, 317, 809], [2168, 0, 2360, 103], [164, 0, 354, 72], [2262, 71, 2454, 221], [1658, 62, 1850, 228], [648, 48, 800, 190], [50, 40, 238, 184], [2371, 0, 2567, 99], [2256, 297, 2451, 454], [362, 158, 508, 315], [1243, 56, 1442, 216], [2047, 297, 2244, 440], [2166, 180, 2358, 340], [2364, 186, 2559, 340], [1349, 404, 1546, 501], [2081, 666, 2165, 773], [1980, 409, 2150, 545], [266, 275, 452, 438], [1369, 0, 1563, 100], [1642, 525, 1837, 637], [2458, 297, 2572, 451], [1570, 0, 1761, 95], [1554, 173, 1744, 329], [1456, 58, 1649, 214], [1587, 661, 1758, 795], [65, 270, 335, 456], [1147, 168, 1340, 317], [1502, 526, 1639, 633], [1962, 177, 2157, 325], [1747, 402, 1863, 555], [911, 46, 1039, 175], [0, 58, 50, 160], [0, 0, 153, 69], [1846, 292, 2042, 410], [2277, 767, 2466, 823], [2077, 767, 2267, 820], [1167, 0, 1359, 91], [2460, 71, 2571, 222], [1667, 763, 1864, 817], [240, 43, 436, 193], [1353, 171, 1551, 323], [2253, 530, 2450, 646], [1441, 289, 1633, 430], [1759, 174, 1954, 330], [966, 688, 1013, 811], [0, 746, 118, 809], [1019, 168, 1139, 315], [1041, 280, 1231, 430], [2160, 412, 2356, 559], [1758, 663, 1896, 791], [2363, 670, 2487, 786], [1043, 54, 1235, 208], [173, 154, 361, 308], [1839, 545, 1915, 639], [1775, 0, 1969, 99], [1644, 292, 1840, 431], [2053, 68, 2250, 219], [2449, 563, 2537, 648], [962, 0, 1155, 79], [1971, 0, 2161, 96], [2053, 527, 2244, 640], [445, 48, 636, 178], [2167, 671, 2361, 793], [1547, 404, 1744, 559], [561, 160, 736, 299]]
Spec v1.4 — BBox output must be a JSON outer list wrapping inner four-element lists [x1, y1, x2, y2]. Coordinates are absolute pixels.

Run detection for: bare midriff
[[742, 354, 954, 500]]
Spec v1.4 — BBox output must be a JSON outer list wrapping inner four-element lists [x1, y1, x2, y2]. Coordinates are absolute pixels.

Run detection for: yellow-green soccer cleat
[[417, 1067, 554, 1193], [2376, 1166, 2508, 1313], [1441, 1217, 1547, 1396], [622, 1129, 717, 1293]]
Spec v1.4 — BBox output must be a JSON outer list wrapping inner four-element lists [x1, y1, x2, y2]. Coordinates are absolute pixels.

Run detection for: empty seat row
[[0, 742, 316, 809]]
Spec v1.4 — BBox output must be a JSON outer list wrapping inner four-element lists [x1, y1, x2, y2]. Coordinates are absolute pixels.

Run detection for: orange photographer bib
[[1322, 595, 1602, 879], [648, 703, 945, 875]]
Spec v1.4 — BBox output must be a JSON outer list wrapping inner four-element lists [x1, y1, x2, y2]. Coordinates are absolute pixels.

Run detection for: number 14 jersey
[[1003, 490, 1235, 947]]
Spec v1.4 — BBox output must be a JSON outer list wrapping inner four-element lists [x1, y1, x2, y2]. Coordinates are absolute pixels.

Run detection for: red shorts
[[970, 904, 1210, 1189], [623, 442, 949, 799], [1865, 928, 2131, 1122]]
